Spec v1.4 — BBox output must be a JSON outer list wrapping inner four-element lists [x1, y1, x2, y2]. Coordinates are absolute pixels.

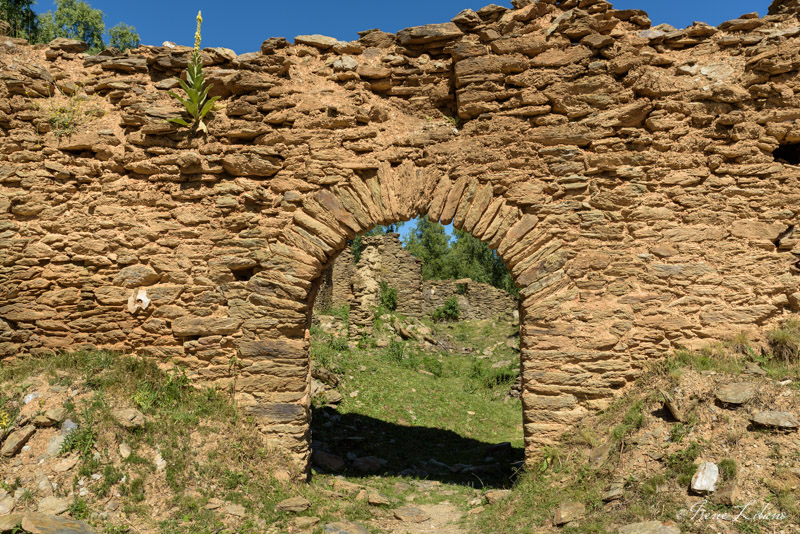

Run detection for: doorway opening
[[307, 217, 525, 489]]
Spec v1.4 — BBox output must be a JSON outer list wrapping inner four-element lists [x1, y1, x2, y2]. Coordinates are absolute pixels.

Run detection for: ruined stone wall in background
[[314, 233, 517, 326], [423, 279, 517, 320], [2, 0, 800, 467]]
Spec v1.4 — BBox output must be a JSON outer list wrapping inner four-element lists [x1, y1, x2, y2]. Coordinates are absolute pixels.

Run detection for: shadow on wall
[[310, 406, 524, 489]]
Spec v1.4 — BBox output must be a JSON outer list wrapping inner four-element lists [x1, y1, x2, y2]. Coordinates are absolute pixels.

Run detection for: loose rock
[[277, 496, 311, 513], [553, 501, 586, 525], [716, 382, 757, 405], [751, 411, 799, 430], [393, 506, 430, 523], [690, 462, 719, 494]]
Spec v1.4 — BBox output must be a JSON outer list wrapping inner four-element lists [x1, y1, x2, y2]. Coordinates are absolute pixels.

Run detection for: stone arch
[[235, 160, 621, 470]]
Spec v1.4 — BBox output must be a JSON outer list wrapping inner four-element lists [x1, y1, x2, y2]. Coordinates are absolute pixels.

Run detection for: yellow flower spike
[[194, 10, 202, 51]]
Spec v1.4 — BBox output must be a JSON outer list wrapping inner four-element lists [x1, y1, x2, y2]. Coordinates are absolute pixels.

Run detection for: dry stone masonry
[[2, 0, 800, 471]]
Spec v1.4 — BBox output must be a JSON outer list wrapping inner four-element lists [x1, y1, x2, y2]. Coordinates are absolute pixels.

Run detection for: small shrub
[[121, 476, 146, 502], [421, 355, 443, 377], [132, 368, 190, 414], [665, 441, 703, 487], [59, 426, 96, 459], [69, 497, 89, 519], [95, 465, 124, 497], [468, 360, 517, 390], [642, 474, 667, 496], [456, 282, 468, 295], [728, 331, 752, 355], [356, 333, 374, 350], [718, 458, 737, 481], [669, 422, 690, 443], [321, 305, 350, 327], [221, 469, 248, 490], [611, 400, 644, 443], [767, 318, 800, 363], [329, 335, 350, 353], [386, 339, 405, 364], [432, 296, 460, 322], [379, 281, 398, 312], [34, 88, 105, 139]]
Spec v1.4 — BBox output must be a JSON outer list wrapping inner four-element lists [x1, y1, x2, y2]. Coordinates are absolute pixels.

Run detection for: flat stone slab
[[367, 491, 390, 506], [618, 521, 680, 534], [323, 521, 370, 534], [22, 514, 97, 534], [484, 489, 511, 504], [716, 382, 757, 405], [393, 506, 430, 523], [553, 501, 585, 525], [603, 480, 625, 502], [37, 496, 69, 516], [0, 494, 15, 514], [751, 411, 799, 429], [0, 514, 24, 531], [276, 496, 311, 513], [111, 408, 145, 429]]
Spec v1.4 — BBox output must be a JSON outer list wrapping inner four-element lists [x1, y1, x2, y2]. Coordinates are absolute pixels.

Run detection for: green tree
[[108, 22, 139, 51], [449, 230, 517, 296], [38, 0, 105, 52], [404, 218, 454, 280], [403, 218, 518, 297], [0, 0, 39, 40]]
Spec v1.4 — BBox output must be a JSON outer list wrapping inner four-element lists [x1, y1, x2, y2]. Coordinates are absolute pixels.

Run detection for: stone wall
[[315, 233, 517, 326], [1, 0, 800, 470], [423, 279, 517, 320]]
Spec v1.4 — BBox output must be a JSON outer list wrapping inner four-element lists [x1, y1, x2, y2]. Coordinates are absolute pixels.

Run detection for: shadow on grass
[[310, 406, 524, 489]]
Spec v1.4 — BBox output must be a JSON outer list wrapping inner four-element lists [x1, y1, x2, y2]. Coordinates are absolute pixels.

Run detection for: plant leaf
[[167, 117, 191, 127], [199, 95, 220, 118], [177, 78, 192, 96]]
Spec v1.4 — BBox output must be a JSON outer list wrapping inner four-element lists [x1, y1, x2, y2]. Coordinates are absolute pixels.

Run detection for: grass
[[310, 313, 524, 482], [2, 314, 797, 534], [717, 458, 737, 481], [767, 319, 800, 363], [32, 87, 105, 139], [0, 314, 524, 533], [661, 330, 800, 382]]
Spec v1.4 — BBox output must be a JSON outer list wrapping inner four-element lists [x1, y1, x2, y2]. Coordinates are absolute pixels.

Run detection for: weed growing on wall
[[32, 87, 105, 139], [168, 11, 219, 135], [378, 281, 397, 311]]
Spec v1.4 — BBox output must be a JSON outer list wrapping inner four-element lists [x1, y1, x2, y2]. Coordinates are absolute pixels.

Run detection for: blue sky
[[34, 1, 772, 54]]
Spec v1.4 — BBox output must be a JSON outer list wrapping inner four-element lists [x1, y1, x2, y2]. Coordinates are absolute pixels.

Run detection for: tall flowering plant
[[168, 11, 220, 134]]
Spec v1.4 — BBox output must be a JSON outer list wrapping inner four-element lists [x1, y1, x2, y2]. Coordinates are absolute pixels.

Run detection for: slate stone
[[553, 501, 585, 525], [37, 496, 70, 515], [751, 411, 799, 430], [0, 514, 24, 531], [1, 426, 36, 457], [393, 506, 430, 523], [618, 521, 680, 534], [716, 382, 757, 405], [276, 496, 311, 513], [323, 521, 370, 534], [22, 514, 97, 534], [111, 408, 145, 430]]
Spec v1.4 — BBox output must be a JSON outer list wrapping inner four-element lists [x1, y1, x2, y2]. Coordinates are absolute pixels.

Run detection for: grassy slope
[[1, 317, 799, 533]]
